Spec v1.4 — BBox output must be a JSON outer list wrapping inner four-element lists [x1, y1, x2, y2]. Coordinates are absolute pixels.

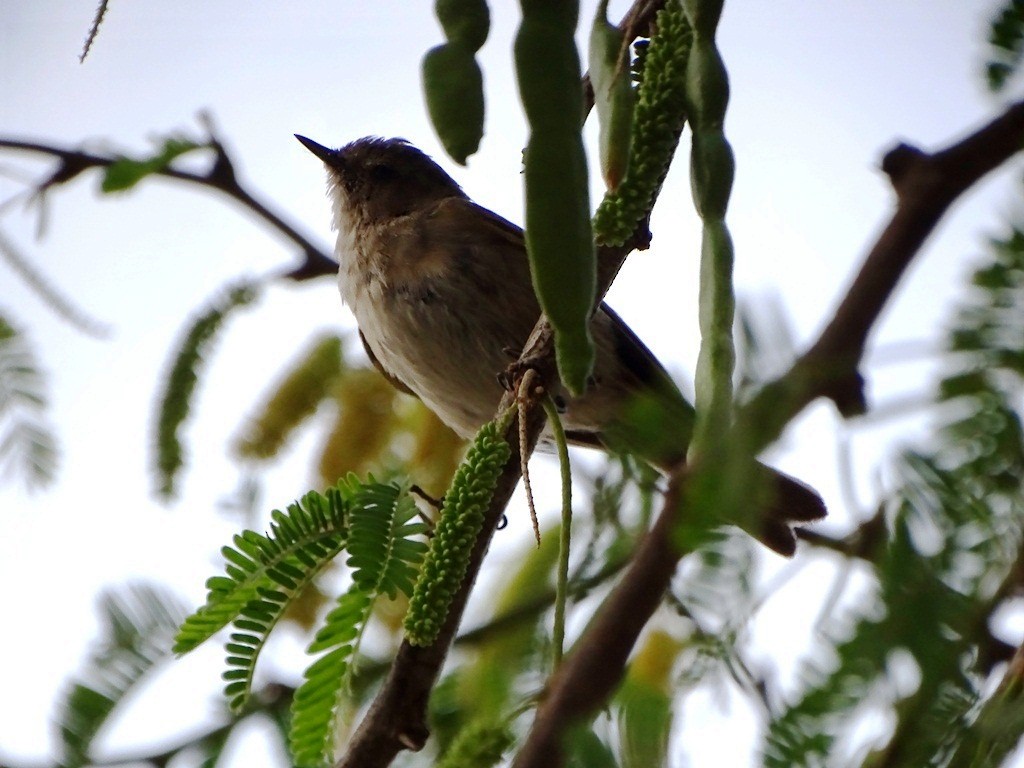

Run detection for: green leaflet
[[289, 587, 372, 768], [565, 726, 619, 768], [616, 676, 673, 768], [764, 223, 1024, 765], [344, 478, 429, 598], [173, 486, 349, 656], [101, 136, 204, 193], [987, 0, 1024, 91], [177, 477, 428, 762], [56, 584, 187, 768], [289, 480, 427, 767], [232, 333, 344, 462], [153, 279, 259, 499], [435, 717, 514, 768], [0, 311, 58, 489]]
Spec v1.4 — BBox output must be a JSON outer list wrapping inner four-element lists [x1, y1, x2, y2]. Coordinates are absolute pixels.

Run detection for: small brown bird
[[296, 135, 824, 554]]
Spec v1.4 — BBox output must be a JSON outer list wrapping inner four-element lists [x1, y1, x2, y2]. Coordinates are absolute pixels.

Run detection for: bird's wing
[[424, 197, 527, 250], [359, 328, 418, 396], [598, 303, 682, 396]]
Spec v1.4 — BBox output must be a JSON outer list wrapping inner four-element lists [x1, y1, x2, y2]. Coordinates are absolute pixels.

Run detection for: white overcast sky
[[1, 1, 1021, 765]]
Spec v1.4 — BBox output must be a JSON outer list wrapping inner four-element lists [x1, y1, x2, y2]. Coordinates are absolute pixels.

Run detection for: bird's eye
[[369, 163, 397, 182]]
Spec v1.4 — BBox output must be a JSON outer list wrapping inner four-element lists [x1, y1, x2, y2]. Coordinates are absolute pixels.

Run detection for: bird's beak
[[295, 134, 337, 164]]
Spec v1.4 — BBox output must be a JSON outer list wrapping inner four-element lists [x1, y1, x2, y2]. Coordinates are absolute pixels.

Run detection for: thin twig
[[737, 100, 1024, 446], [0, 137, 337, 282], [79, 0, 110, 63]]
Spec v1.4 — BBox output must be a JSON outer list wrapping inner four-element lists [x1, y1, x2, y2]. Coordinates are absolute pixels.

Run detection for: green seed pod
[[403, 419, 510, 647], [682, 0, 737, 451], [686, 42, 729, 122], [523, 133, 596, 395], [515, 16, 583, 129], [436, 0, 490, 52], [514, 1, 597, 395], [422, 43, 485, 165], [682, 0, 723, 34], [689, 131, 734, 220], [589, 0, 634, 190]]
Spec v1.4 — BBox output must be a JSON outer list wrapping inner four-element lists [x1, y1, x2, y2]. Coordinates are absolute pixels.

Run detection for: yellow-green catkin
[[423, 0, 490, 164], [403, 418, 510, 646], [316, 368, 397, 486], [232, 334, 343, 461], [435, 718, 514, 768], [592, 1, 692, 246]]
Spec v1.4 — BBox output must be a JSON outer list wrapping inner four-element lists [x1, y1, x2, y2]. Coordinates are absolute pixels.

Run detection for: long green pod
[[422, 0, 490, 164], [589, 0, 634, 190], [682, 0, 736, 451], [514, 1, 596, 395]]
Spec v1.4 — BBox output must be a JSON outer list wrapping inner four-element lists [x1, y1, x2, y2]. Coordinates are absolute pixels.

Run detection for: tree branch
[[738, 100, 1024, 446], [0, 136, 338, 282], [510, 99, 1024, 768]]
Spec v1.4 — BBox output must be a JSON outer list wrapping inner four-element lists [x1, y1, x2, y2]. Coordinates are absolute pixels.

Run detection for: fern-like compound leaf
[[0, 311, 59, 488], [173, 486, 349, 656], [55, 584, 188, 768], [435, 717, 514, 768], [345, 479, 429, 598], [220, 492, 355, 713], [289, 586, 373, 768], [987, 0, 1024, 91], [764, 220, 1024, 766], [288, 480, 427, 766], [153, 279, 259, 499]]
